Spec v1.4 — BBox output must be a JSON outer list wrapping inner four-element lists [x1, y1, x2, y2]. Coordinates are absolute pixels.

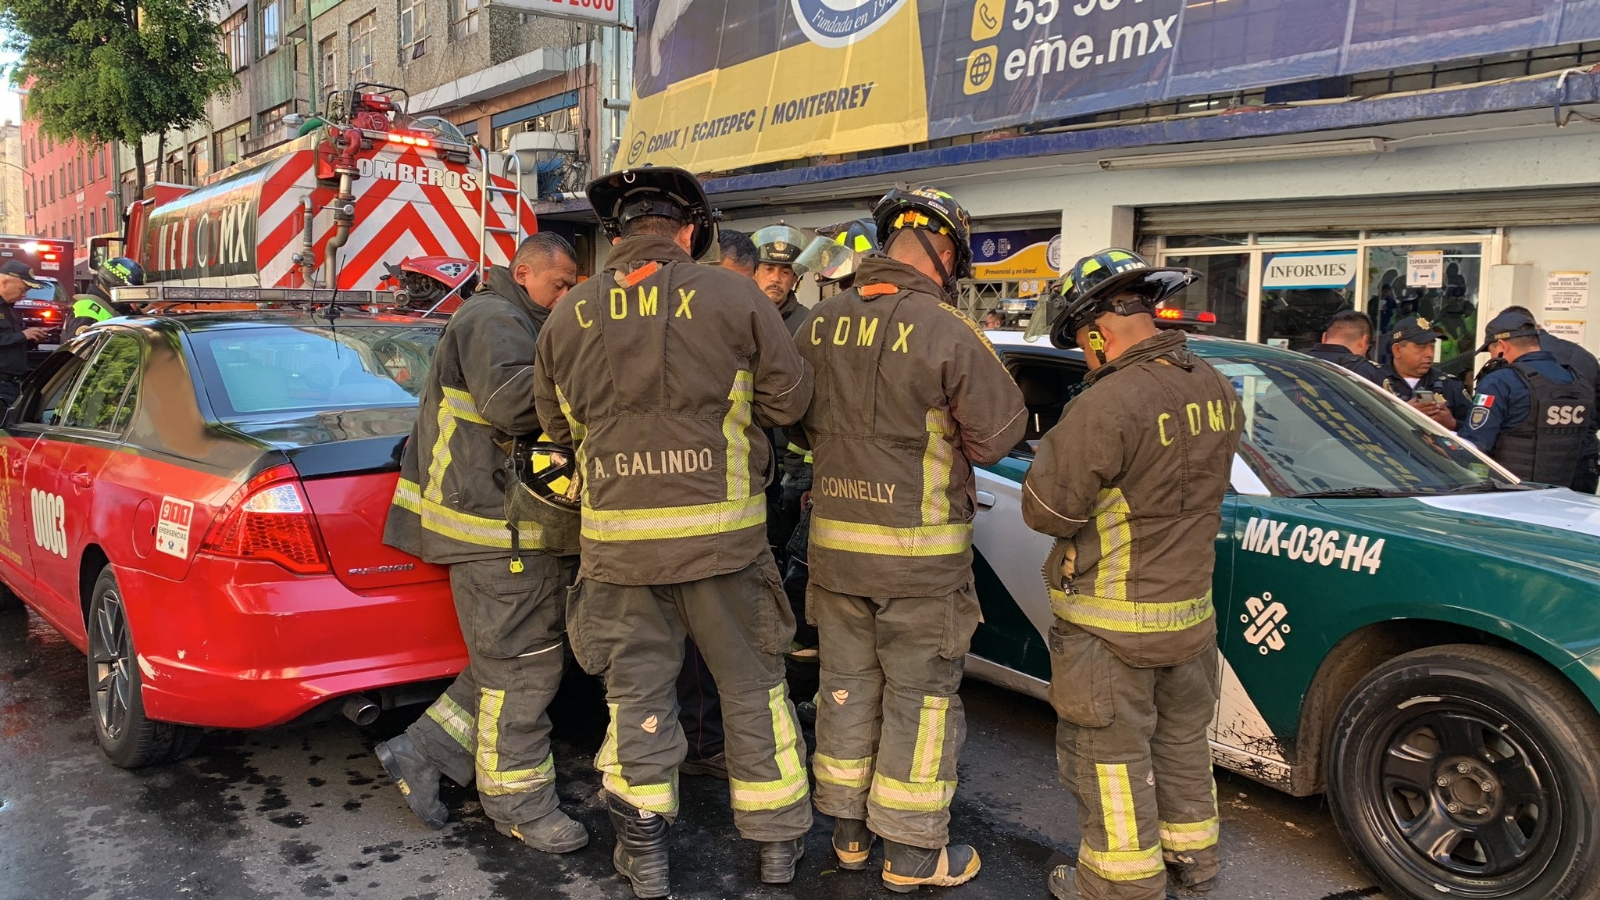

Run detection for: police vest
[[71, 296, 113, 322], [1492, 361, 1589, 484]]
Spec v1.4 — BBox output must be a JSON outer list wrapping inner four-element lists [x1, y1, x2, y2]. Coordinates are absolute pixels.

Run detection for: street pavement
[[0, 604, 1387, 900]]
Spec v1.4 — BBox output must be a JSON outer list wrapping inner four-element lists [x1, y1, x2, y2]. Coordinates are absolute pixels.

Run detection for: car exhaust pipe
[[341, 694, 380, 726]]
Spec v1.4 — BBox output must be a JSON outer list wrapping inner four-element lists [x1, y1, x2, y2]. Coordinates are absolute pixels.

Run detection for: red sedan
[[0, 307, 464, 766]]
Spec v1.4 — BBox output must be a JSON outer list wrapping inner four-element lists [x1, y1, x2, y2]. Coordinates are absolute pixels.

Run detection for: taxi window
[[63, 333, 141, 433], [21, 338, 100, 427], [188, 324, 439, 418], [1215, 357, 1499, 496], [1007, 357, 1089, 456]]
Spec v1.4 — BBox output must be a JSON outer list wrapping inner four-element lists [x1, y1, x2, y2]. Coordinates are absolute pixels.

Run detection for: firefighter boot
[[607, 793, 671, 899], [759, 837, 805, 884], [1164, 850, 1218, 892], [375, 734, 449, 829], [833, 817, 876, 870], [881, 840, 982, 893], [1047, 864, 1079, 899], [495, 809, 590, 854]]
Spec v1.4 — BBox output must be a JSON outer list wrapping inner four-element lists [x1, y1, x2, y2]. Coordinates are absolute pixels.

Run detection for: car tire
[[1328, 644, 1600, 900], [86, 565, 183, 768], [0, 579, 22, 614]]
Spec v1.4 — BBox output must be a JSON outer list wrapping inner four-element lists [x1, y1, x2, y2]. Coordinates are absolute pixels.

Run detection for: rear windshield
[[188, 323, 440, 417]]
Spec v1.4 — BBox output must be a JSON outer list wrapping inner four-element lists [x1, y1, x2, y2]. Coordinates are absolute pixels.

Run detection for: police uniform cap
[[1390, 316, 1440, 345], [1478, 310, 1540, 351]]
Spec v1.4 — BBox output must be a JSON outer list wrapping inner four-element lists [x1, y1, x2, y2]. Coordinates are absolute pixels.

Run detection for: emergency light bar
[[112, 285, 383, 305]]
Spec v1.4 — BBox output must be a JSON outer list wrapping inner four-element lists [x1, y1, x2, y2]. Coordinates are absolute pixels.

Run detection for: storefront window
[[1259, 249, 1359, 351], [1163, 253, 1248, 340], [1365, 244, 1483, 375], [1165, 234, 1249, 249]]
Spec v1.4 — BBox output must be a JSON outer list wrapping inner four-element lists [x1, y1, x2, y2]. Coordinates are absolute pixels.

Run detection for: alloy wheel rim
[[91, 589, 131, 741]]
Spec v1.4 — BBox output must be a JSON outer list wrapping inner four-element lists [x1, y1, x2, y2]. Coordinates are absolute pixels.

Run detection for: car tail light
[[1197, 311, 1218, 324], [38, 308, 55, 319], [199, 464, 331, 574]]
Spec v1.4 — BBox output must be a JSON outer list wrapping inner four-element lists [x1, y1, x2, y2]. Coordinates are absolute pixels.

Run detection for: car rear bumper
[[118, 556, 466, 729]]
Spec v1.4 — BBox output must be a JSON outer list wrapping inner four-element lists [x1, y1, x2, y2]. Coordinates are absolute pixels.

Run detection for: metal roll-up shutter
[[1138, 186, 1600, 235]]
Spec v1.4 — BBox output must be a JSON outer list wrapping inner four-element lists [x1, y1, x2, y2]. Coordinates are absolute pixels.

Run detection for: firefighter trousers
[[406, 554, 573, 828], [1049, 623, 1221, 900], [809, 582, 981, 850], [565, 555, 811, 842]]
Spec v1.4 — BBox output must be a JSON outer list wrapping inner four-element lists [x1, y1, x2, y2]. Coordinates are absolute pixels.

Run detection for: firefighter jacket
[[384, 266, 553, 565], [533, 234, 813, 586], [794, 256, 1027, 599], [1021, 329, 1242, 668], [775, 297, 813, 489]]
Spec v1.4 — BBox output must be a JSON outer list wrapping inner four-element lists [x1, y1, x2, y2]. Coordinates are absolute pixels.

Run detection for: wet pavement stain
[[0, 605, 1387, 899]]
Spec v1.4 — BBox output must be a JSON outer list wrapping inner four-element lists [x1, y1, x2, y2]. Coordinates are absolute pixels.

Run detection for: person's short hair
[[1506, 334, 1542, 352], [1325, 310, 1373, 341], [1503, 305, 1534, 319], [513, 232, 576, 270], [621, 214, 686, 240], [718, 229, 758, 270]]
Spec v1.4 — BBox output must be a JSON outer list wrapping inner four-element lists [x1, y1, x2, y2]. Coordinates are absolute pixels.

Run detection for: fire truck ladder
[[478, 147, 526, 276]]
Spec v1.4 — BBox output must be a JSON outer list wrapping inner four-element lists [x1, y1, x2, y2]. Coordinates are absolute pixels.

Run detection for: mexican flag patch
[[1472, 393, 1495, 408]]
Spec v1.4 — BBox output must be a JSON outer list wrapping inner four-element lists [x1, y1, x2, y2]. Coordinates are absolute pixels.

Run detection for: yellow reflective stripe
[[813, 753, 873, 789], [729, 685, 808, 812], [394, 478, 545, 549], [870, 772, 956, 812], [580, 495, 765, 542], [909, 695, 951, 783], [1093, 488, 1132, 601], [785, 442, 814, 465], [424, 397, 458, 505], [555, 384, 590, 507], [476, 687, 555, 796], [921, 408, 955, 525], [723, 370, 753, 502], [425, 693, 475, 751], [441, 386, 489, 425], [810, 516, 971, 557], [1159, 817, 1220, 851], [1096, 763, 1139, 852], [1049, 589, 1214, 634], [596, 702, 678, 815], [1077, 845, 1165, 882]]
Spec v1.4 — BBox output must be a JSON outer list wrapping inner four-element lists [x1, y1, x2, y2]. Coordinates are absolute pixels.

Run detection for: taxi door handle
[[68, 470, 93, 491], [976, 491, 996, 509]]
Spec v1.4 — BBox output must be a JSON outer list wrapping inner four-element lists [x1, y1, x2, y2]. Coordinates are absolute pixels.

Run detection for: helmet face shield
[[1024, 288, 1063, 343], [793, 236, 859, 281], [752, 224, 808, 266]]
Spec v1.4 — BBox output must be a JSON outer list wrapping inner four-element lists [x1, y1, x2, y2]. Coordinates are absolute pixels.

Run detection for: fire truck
[[107, 84, 534, 312]]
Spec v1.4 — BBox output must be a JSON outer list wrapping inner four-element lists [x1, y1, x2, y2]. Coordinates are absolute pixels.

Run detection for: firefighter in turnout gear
[[752, 223, 809, 330], [533, 167, 815, 898], [1461, 310, 1591, 483], [1021, 249, 1242, 900], [794, 185, 1026, 892], [64, 257, 145, 342], [374, 234, 588, 854]]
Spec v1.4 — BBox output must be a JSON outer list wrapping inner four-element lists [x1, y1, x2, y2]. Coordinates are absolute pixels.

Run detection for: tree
[[0, 0, 237, 197]]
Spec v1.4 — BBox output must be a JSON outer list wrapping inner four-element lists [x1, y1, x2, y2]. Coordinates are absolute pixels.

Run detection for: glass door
[[1258, 249, 1359, 350], [1363, 243, 1484, 377]]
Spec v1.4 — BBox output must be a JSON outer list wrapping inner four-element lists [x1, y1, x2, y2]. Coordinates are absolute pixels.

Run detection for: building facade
[[19, 115, 117, 258], [0, 124, 24, 235]]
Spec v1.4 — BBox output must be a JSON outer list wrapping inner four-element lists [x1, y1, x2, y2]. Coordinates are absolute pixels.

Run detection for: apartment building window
[[78, 156, 87, 187], [259, 0, 281, 56], [223, 10, 250, 71], [319, 35, 338, 93], [492, 105, 578, 152], [165, 149, 185, 183], [399, 0, 428, 59], [349, 13, 377, 82], [47, 173, 54, 203], [259, 103, 291, 142], [98, 149, 107, 180], [450, 0, 479, 39], [215, 119, 250, 167], [188, 140, 210, 182]]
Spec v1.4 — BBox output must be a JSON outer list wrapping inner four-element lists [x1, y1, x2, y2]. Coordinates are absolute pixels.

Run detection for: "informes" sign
[[1263, 251, 1358, 291]]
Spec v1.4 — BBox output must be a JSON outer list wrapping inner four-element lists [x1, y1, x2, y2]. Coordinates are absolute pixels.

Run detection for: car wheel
[[0, 579, 21, 613], [1328, 644, 1600, 900], [86, 564, 190, 768]]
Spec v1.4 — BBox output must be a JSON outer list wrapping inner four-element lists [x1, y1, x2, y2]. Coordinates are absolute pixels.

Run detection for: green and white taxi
[[971, 330, 1600, 900]]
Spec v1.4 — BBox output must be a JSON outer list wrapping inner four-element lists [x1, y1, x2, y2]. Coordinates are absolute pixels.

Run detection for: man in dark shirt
[[1378, 316, 1471, 430], [1305, 310, 1384, 383], [0, 261, 50, 409], [1504, 306, 1600, 492], [1461, 311, 1589, 485]]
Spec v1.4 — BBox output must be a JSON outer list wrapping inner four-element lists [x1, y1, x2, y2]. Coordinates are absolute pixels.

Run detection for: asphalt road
[[0, 604, 1387, 900]]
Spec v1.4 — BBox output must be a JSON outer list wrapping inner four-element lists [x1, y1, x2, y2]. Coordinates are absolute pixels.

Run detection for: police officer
[[64, 257, 144, 342], [1503, 305, 1600, 492], [0, 260, 49, 408], [794, 186, 1026, 892], [1021, 250, 1242, 900], [751, 223, 809, 331], [533, 168, 814, 897], [1461, 310, 1590, 484], [373, 233, 589, 854], [1379, 316, 1471, 429], [1305, 310, 1384, 383]]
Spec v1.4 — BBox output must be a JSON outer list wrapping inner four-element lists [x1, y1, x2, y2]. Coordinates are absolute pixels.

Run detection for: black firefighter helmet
[[1026, 248, 1199, 349], [872, 186, 973, 295], [587, 166, 719, 259]]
